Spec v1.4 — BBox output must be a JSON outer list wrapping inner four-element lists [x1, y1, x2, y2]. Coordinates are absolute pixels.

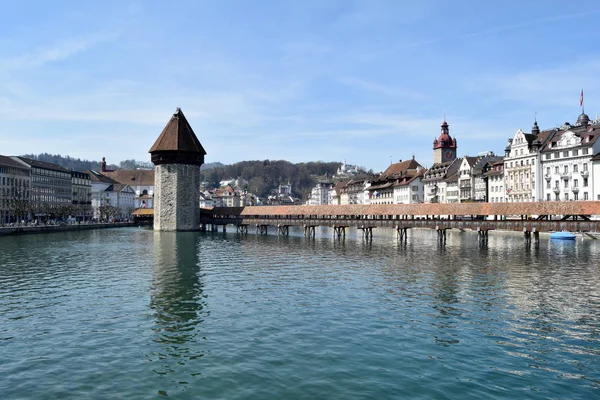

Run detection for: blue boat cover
[[550, 231, 576, 240]]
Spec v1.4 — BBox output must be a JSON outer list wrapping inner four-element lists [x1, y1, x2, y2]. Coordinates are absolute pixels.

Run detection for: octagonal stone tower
[[149, 108, 206, 231]]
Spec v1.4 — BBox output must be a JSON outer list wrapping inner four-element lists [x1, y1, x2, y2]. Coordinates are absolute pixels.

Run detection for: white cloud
[[0, 32, 119, 71]]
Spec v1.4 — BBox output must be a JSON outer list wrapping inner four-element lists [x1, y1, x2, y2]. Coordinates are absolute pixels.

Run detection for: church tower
[[149, 108, 206, 231], [432, 119, 457, 164]]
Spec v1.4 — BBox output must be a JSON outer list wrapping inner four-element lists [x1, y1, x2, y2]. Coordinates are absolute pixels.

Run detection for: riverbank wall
[[0, 222, 139, 237]]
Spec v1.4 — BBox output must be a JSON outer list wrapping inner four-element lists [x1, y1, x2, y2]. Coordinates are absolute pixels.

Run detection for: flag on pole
[[580, 89, 584, 107]]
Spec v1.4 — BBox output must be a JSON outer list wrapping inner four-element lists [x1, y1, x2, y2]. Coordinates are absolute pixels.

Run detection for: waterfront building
[[539, 113, 600, 201], [445, 171, 460, 203], [472, 153, 503, 202], [503, 120, 555, 202], [368, 158, 423, 205], [100, 158, 155, 209], [0, 155, 31, 224], [17, 157, 72, 218], [336, 179, 370, 205], [593, 153, 600, 200], [423, 159, 461, 203], [71, 170, 92, 221], [150, 108, 206, 231], [214, 186, 241, 207], [393, 168, 426, 204], [484, 160, 506, 203], [199, 191, 215, 208], [330, 181, 346, 205], [457, 156, 479, 202], [305, 180, 333, 205]]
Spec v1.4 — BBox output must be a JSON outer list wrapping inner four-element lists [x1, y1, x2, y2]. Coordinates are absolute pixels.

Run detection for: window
[[554, 152, 559, 159], [547, 193, 551, 201], [583, 163, 588, 171], [563, 151, 569, 157], [564, 165, 568, 174], [555, 166, 559, 173], [564, 180, 569, 188], [520, 149, 523, 155], [555, 180, 559, 188], [565, 193, 569, 201], [574, 193, 579, 201], [584, 192, 588, 200], [574, 164, 578, 172], [583, 148, 589, 155], [573, 149, 578, 156], [574, 179, 578, 187], [556, 193, 560, 201], [584, 178, 588, 187], [546, 167, 550, 175], [547, 181, 551, 189], [545, 154, 551, 160]]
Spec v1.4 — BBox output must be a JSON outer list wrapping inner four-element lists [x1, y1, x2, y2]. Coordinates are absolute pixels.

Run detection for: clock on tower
[[445, 150, 454, 160]]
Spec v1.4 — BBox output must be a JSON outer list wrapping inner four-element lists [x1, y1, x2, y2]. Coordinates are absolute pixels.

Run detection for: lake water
[[1, 227, 599, 399]]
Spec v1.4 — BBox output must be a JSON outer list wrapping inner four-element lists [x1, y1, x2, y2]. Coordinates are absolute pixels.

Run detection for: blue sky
[[1, 0, 600, 172]]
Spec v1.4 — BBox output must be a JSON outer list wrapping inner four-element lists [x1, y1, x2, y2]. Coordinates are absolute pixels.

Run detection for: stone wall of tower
[[433, 148, 442, 164], [154, 163, 200, 231]]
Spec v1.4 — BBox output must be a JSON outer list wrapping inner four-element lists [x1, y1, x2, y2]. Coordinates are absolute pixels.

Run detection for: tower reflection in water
[[149, 232, 208, 382]]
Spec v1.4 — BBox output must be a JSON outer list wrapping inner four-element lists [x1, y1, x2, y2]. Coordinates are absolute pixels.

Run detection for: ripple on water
[[1, 227, 600, 399]]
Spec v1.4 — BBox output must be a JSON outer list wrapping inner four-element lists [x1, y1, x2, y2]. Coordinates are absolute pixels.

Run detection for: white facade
[[393, 177, 424, 204], [458, 157, 476, 202], [306, 182, 333, 205], [446, 178, 459, 203], [593, 156, 600, 201], [503, 130, 540, 202], [486, 163, 506, 203], [540, 130, 597, 201]]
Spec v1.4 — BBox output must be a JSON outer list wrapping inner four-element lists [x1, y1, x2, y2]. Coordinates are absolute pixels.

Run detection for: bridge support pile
[[304, 225, 316, 238], [277, 225, 290, 236], [333, 225, 347, 239]]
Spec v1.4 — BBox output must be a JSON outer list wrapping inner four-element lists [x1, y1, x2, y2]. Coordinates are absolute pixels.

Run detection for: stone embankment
[[0, 222, 137, 237]]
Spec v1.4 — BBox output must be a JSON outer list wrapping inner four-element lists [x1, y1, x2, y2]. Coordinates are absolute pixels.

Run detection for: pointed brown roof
[[381, 158, 422, 177], [149, 108, 206, 166]]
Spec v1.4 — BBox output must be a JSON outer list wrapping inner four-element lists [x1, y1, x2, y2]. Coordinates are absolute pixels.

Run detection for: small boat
[[550, 231, 576, 240]]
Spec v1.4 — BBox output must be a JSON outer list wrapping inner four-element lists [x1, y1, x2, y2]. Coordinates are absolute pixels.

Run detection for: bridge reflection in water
[[200, 201, 600, 242]]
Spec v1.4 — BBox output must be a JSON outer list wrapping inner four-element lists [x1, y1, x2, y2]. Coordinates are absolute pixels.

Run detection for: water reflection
[[149, 232, 207, 382]]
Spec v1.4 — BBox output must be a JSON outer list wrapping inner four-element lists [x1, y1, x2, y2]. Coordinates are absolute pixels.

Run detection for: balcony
[[553, 186, 560, 193], [459, 181, 471, 189], [581, 170, 589, 178], [571, 186, 579, 193], [544, 174, 551, 181], [560, 173, 570, 180], [429, 186, 438, 195]]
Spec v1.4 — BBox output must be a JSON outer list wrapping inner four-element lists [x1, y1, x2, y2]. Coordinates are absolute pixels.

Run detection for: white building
[[393, 169, 425, 204], [485, 160, 506, 203], [539, 113, 600, 201], [593, 153, 600, 201], [368, 159, 423, 205], [305, 181, 333, 205], [423, 159, 461, 203], [502, 120, 556, 202]]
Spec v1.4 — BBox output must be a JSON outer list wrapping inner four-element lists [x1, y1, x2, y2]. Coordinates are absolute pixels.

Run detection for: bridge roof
[[229, 201, 600, 217]]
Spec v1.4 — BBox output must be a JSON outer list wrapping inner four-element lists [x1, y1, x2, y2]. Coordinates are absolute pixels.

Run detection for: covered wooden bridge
[[200, 201, 600, 240]]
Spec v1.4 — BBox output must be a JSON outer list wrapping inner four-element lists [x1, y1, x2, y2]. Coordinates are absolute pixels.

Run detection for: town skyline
[[1, 1, 600, 172]]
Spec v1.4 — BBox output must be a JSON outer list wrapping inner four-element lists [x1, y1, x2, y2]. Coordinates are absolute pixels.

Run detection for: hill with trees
[[201, 160, 342, 199], [21, 154, 349, 200]]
